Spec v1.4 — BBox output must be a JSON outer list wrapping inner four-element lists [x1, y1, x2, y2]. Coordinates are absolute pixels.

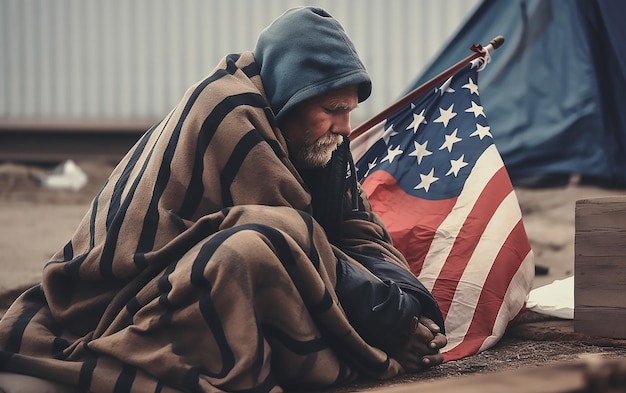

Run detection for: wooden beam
[[365, 356, 626, 393], [575, 196, 626, 339]]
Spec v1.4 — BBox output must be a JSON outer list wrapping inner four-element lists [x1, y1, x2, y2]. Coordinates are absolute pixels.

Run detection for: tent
[[409, 0, 626, 187]]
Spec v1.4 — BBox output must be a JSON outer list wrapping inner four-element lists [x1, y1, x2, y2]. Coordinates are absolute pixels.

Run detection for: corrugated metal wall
[[0, 0, 480, 125]]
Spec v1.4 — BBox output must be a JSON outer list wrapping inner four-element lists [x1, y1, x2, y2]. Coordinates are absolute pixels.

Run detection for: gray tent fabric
[[410, 0, 626, 187]]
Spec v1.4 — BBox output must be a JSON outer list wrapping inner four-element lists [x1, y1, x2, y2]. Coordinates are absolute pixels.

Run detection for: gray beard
[[293, 133, 343, 168]]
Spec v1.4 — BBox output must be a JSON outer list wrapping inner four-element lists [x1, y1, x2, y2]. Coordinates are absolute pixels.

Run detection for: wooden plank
[[574, 308, 626, 338], [365, 356, 626, 393], [575, 197, 626, 339], [575, 197, 626, 231], [576, 256, 626, 308], [575, 231, 626, 257], [575, 289, 626, 309]]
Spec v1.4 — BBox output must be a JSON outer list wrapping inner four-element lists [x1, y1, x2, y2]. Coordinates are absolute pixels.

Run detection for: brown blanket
[[0, 52, 417, 392]]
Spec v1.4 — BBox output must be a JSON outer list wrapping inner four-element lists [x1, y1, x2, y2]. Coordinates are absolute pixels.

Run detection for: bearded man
[[0, 7, 446, 392]]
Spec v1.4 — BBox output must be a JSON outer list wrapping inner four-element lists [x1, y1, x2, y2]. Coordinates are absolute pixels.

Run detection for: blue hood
[[253, 7, 372, 122]]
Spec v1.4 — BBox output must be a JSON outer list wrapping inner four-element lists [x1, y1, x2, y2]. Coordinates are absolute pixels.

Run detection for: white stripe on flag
[[350, 121, 385, 163], [418, 144, 504, 291], [478, 250, 534, 352], [441, 191, 524, 352]]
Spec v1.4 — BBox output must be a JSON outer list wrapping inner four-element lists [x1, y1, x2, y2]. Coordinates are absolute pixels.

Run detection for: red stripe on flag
[[431, 166, 511, 318], [442, 219, 532, 361], [362, 170, 456, 275]]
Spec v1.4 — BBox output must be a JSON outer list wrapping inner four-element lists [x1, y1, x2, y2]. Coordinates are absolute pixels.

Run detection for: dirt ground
[[1, 159, 626, 391]]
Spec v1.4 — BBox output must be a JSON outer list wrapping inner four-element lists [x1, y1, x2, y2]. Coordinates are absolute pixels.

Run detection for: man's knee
[[195, 224, 288, 276]]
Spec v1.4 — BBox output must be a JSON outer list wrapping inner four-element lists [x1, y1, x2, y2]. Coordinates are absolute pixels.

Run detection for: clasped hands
[[388, 316, 447, 373]]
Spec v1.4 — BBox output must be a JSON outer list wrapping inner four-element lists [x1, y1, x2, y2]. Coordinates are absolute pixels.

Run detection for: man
[[0, 7, 445, 392]]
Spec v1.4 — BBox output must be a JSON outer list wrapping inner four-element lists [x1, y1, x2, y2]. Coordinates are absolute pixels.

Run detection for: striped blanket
[[0, 52, 440, 392]]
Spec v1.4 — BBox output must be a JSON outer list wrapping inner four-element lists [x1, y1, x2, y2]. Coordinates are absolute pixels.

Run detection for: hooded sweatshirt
[[253, 6, 372, 122]]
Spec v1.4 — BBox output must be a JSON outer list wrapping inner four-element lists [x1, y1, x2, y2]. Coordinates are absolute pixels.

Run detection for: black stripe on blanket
[[157, 262, 178, 325], [4, 298, 42, 353], [62, 241, 73, 262], [219, 130, 265, 207], [113, 364, 137, 393], [78, 359, 96, 389], [11, 288, 45, 343], [297, 210, 321, 270], [241, 61, 261, 79], [132, 67, 244, 261], [181, 92, 270, 217], [182, 367, 204, 393], [263, 324, 328, 355], [107, 120, 163, 229]]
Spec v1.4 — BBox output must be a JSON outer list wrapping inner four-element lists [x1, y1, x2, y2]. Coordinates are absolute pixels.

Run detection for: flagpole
[[350, 36, 505, 141]]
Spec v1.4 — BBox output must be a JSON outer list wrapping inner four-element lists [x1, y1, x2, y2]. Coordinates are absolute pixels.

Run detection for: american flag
[[351, 61, 534, 361]]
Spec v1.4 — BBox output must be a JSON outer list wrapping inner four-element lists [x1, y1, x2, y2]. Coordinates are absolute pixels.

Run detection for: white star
[[381, 145, 403, 164], [438, 76, 455, 95], [406, 109, 427, 133], [364, 157, 378, 177], [470, 123, 492, 139], [382, 124, 398, 145], [439, 128, 462, 152], [462, 78, 479, 95], [446, 154, 468, 176], [465, 101, 485, 118], [434, 104, 457, 128], [408, 140, 432, 164], [414, 168, 439, 192]]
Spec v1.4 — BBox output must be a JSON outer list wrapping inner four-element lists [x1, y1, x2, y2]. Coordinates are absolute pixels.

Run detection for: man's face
[[280, 86, 359, 168]]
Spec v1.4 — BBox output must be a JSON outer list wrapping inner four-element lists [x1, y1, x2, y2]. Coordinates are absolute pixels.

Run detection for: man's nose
[[331, 113, 351, 137]]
